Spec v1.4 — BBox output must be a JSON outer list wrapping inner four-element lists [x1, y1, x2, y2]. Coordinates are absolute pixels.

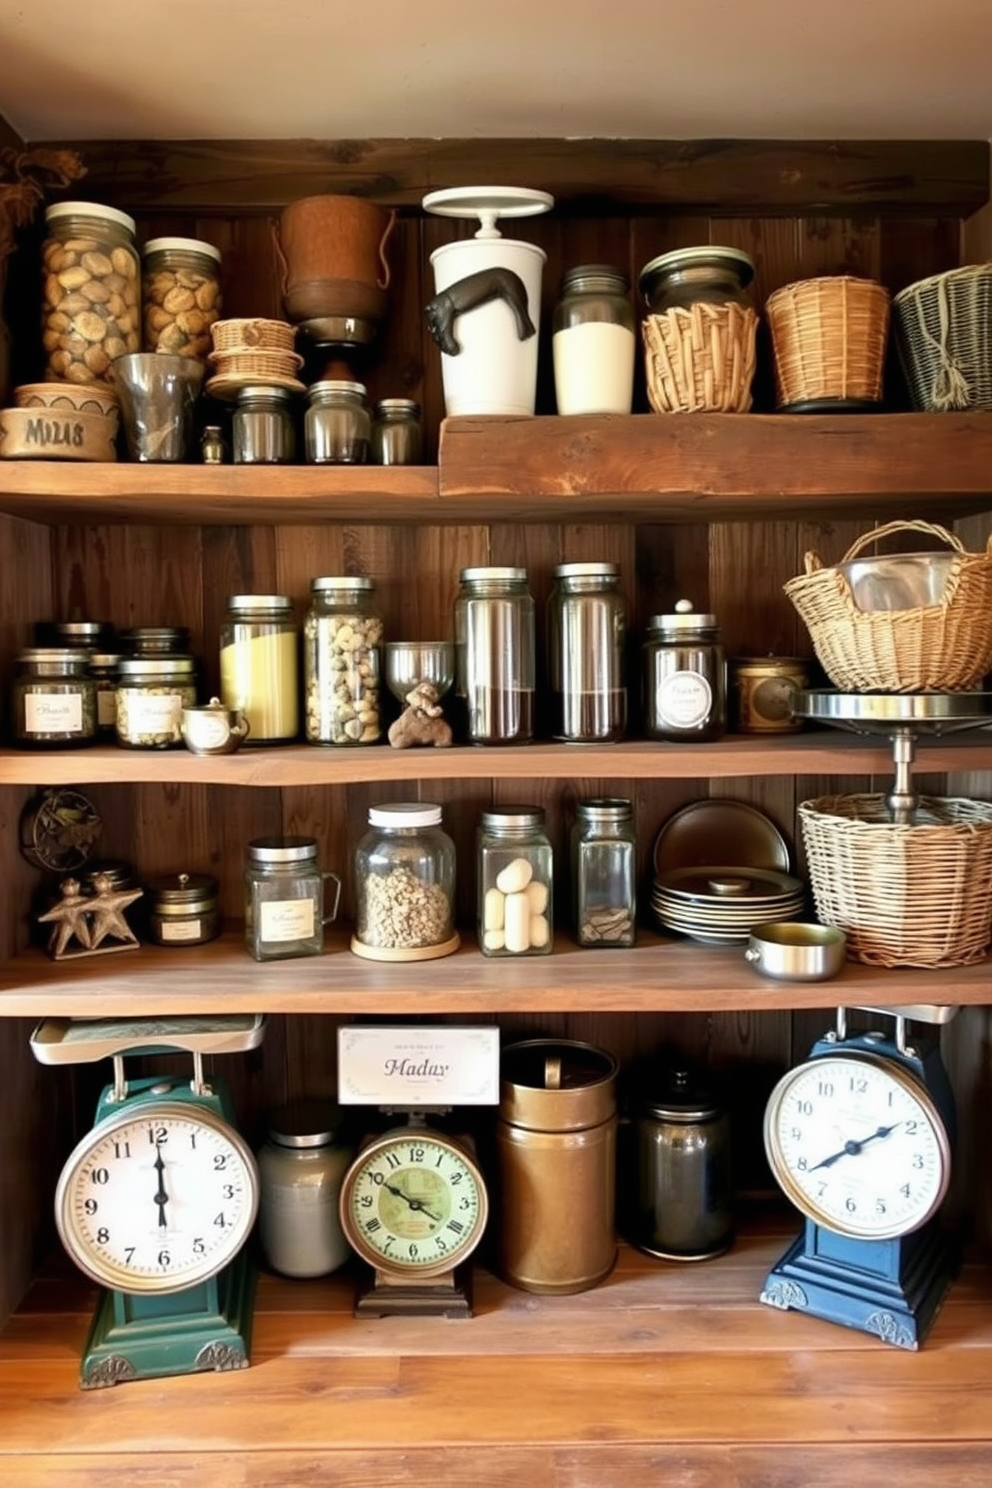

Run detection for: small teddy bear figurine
[[388, 680, 453, 748]]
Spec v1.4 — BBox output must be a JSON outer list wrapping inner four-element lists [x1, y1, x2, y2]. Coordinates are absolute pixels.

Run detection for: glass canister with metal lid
[[41, 201, 141, 386], [114, 655, 197, 748], [258, 1099, 354, 1278], [454, 566, 535, 746], [370, 397, 423, 465], [643, 599, 726, 742], [552, 264, 636, 415], [232, 385, 296, 464], [303, 575, 383, 745], [10, 648, 97, 748], [219, 594, 299, 745], [639, 246, 758, 415], [305, 380, 370, 464], [571, 797, 636, 948], [639, 246, 755, 316], [145, 870, 222, 947], [478, 806, 552, 956], [244, 835, 342, 962], [620, 1064, 734, 1262], [547, 560, 626, 743], [352, 802, 459, 961]]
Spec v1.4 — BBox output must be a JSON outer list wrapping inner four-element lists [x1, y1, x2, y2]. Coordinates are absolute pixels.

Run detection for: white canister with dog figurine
[[423, 187, 553, 417]]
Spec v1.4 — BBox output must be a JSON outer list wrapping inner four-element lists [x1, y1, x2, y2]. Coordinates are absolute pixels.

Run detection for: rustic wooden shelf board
[[2, 1229, 991, 1481], [0, 927, 986, 1015], [0, 732, 988, 789]]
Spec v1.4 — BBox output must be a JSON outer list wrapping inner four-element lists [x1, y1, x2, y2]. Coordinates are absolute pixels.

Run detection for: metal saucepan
[[744, 922, 847, 982]]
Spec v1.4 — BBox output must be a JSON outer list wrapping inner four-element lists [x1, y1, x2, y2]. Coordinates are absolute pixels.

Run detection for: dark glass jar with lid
[[643, 600, 726, 742], [10, 649, 97, 748], [571, 797, 636, 948], [638, 246, 755, 315], [305, 380, 370, 464], [547, 561, 626, 743], [619, 1065, 734, 1261], [145, 871, 221, 947], [552, 264, 636, 414], [370, 398, 423, 465]]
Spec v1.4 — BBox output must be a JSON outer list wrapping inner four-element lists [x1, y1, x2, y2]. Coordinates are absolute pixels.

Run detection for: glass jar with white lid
[[352, 802, 458, 961]]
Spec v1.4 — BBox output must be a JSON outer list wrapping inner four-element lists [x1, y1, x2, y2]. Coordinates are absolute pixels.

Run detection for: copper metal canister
[[496, 1038, 618, 1294], [730, 656, 810, 734]]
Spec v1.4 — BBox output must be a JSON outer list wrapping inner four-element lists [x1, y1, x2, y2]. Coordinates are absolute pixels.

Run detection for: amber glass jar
[[42, 202, 140, 386]]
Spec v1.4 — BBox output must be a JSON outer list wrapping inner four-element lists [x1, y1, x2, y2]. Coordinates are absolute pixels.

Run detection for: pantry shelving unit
[[1, 132, 992, 1482]]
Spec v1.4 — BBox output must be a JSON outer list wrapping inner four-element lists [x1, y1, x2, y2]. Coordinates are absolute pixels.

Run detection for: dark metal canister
[[730, 656, 810, 734]]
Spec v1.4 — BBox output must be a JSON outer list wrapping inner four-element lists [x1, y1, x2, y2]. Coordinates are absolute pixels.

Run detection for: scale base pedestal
[[80, 1252, 256, 1388], [760, 1223, 957, 1350], [354, 1264, 473, 1319]]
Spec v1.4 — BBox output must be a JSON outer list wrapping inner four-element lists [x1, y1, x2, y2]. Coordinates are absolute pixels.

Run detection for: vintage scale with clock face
[[760, 1002, 957, 1349], [31, 1013, 264, 1388]]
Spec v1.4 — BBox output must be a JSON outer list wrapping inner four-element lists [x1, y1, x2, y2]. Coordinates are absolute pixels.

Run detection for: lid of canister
[[226, 594, 293, 613], [118, 656, 196, 676], [500, 1038, 618, 1131], [235, 384, 293, 406], [368, 802, 443, 828], [145, 871, 219, 904], [267, 1098, 346, 1148], [576, 796, 633, 823], [553, 561, 618, 579], [143, 236, 222, 264], [121, 625, 190, 651], [46, 200, 136, 235], [17, 647, 89, 666], [638, 245, 755, 296], [459, 566, 527, 583], [247, 835, 319, 864], [310, 575, 374, 593], [559, 263, 630, 294], [88, 653, 123, 670], [35, 619, 113, 647], [308, 379, 367, 400], [374, 398, 421, 417], [635, 1066, 724, 1124], [480, 806, 545, 830], [82, 859, 137, 891], [647, 599, 718, 632]]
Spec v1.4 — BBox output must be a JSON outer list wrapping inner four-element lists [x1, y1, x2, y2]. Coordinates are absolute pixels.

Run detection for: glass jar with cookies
[[41, 202, 141, 387], [142, 237, 222, 368]]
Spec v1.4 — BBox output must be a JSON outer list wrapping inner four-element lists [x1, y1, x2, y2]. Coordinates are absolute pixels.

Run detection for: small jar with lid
[[303, 576, 383, 745], [370, 398, 423, 465], [244, 836, 341, 962], [547, 561, 627, 743], [142, 236, 222, 367], [454, 567, 535, 746], [643, 600, 726, 742], [552, 265, 636, 414], [115, 656, 197, 748], [89, 651, 123, 737], [305, 380, 370, 464], [200, 424, 227, 464], [258, 1099, 355, 1278], [121, 625, 191, 657], [352, 803, 458, 961], [10, 649, 97, 748], [638, 246, 755, 316], [145, 871, 221, 947], [571, 797, 636, 948], [219, 595, 299, 745], [232, 386, 296, 464], [478, 806, 552, 957], [41, 202, 140, 386]]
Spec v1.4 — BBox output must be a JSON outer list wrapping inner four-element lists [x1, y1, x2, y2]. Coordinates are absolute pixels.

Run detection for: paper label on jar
[[97, 689, 117, 727], [656, 670, 713, 729], [127, 692, 183, 733], [260, 899, 315, 943], [160, 918, 202, 943], [24, 692, 83, 733], [187, 713, 231, 750]]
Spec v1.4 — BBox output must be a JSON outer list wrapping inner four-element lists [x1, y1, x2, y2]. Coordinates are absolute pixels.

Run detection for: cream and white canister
[[258, 1099, 354, 1278], [423, 187, 553, 416]]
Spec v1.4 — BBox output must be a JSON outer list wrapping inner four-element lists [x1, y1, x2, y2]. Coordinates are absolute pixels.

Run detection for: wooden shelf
[[1, 412, 991, 526], [3, 1225, 992, 1483], [0, 731, 989, 789], [0, 926, 986, 1016]]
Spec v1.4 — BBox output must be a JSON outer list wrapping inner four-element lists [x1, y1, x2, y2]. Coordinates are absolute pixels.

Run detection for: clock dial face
[[342, 1131, 487, 1277], [55, 1101, 259, 1293], [764, 1052, 950, 1241]]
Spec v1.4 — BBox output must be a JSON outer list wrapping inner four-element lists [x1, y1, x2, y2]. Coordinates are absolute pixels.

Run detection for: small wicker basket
[[800, 794, 992, 968], [207, 349, 305, 379], [765, 276, 890, 408], [643, 302, 758, 413], [783, 519, 992, 692], [892, 264, 992, 411], [210, 318, 297, 354]]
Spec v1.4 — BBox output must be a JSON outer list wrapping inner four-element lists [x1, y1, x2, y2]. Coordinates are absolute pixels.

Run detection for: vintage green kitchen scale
[[761, 1003, 958, 1349], [31, 1014, 264, 1388]]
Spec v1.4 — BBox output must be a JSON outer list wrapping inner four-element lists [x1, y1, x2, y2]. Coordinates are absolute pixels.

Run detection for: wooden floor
[[1, 1223, 992, 1485]]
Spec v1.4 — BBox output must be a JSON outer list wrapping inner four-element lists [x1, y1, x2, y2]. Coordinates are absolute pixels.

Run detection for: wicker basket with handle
[[799, 793, 992, 968], [765, 276, 890, 408], [643, 302, 758, 414], [783, 518, 992, 692], [892, 264, 992, 411]]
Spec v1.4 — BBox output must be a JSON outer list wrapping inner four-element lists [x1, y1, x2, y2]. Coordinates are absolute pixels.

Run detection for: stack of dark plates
[[651, 866, 805, 945]]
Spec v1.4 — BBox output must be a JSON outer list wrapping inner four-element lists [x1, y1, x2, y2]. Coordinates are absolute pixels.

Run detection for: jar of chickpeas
[[142, 237, 222, 367], [41, 202, 141, 386]]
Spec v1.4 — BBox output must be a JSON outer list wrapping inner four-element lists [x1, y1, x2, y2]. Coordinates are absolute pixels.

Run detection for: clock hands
[[153, 1147, 169, 1228], [383, 1180, 441, 1223], [808, 1122, 902, 1173]]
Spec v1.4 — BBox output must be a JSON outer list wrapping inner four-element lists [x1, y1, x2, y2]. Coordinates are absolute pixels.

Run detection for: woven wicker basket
[[783, 519, 992, 692], [892, 264, 992, 411], [210, 318, 297, 354], [643, 302, 758, 413], [207, 349, 305, 379], [799, 794, 992, 967], [765, 276, 890, 407]]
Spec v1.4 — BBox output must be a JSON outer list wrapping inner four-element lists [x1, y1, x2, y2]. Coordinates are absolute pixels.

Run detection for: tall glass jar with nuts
[[42, 203, 141, 386], [303, 576, 383, 746], [142, 237, 222, 369]]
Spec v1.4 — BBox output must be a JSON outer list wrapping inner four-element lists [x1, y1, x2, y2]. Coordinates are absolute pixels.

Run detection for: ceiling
[[0, 0, 991, 143]]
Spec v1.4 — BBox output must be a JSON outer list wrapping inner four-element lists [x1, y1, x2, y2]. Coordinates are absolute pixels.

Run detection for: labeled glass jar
[[258, 1099, 354, 1278], [305, 380, 370, 464], [42, 201, 140, 386], [304, 576, 383, 746], [145, 871, 221, 947], [352, 803, 458, 961], [115, 656, 197, 749], [571, 797, 637, 948], [370, 398, 423, 465], [244, 836, 341, 962], [219, 595, 299, 745], [552, 265, 636, 414], [643, 600, 726, 742], [142, 236, 222, 366], [10, 648, 97, 748], [454, 566, 535, 746], [89, 651, 123, 737], [232, 386, 296, 464], [478, 806, 552, 957], [547, 561, 627, 743]]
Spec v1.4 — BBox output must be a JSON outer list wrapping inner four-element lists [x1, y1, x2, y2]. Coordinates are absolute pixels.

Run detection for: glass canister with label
[[547, 561, 626, 743], [352, 802, 459, 961], [258, 1099, 354, 1278], [454, 566, 535, 746], [571, 797, 636, 948], [643, 600, 726, 742], [10, 648, 97, 748], [478, 806, 553, 956], [304, 576, 383, 745], [219, 594, 299, 745], [115, 656, 197, 748], [244, 836, 341, 962]]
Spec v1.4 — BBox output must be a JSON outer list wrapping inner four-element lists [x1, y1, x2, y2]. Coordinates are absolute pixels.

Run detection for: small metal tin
[[145, 870, 221, 947], [730, 656, 810, 734]]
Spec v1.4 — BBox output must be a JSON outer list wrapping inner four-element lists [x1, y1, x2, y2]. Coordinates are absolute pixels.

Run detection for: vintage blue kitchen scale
[[31, 1014, 264, 1388]]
